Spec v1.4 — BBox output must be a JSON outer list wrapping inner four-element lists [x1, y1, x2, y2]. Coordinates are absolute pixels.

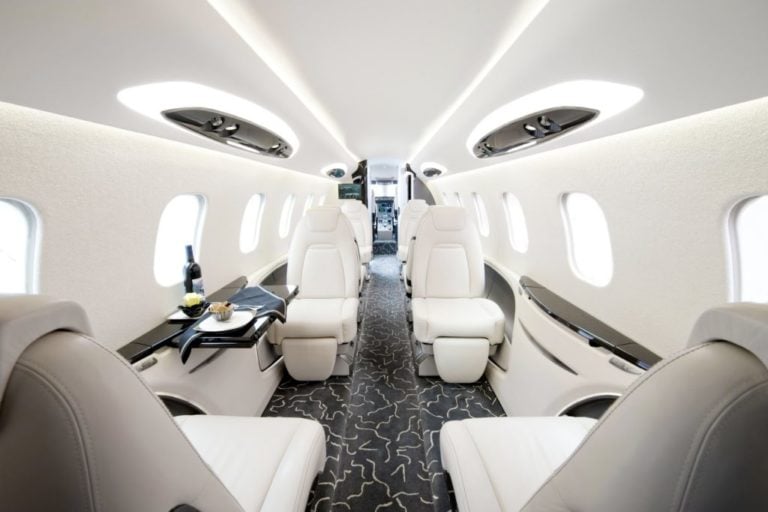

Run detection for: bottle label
[[192, 277, 205, 297]]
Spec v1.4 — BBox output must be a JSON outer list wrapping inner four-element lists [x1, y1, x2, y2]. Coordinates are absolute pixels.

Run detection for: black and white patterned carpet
[[264, 254, 505, 512]]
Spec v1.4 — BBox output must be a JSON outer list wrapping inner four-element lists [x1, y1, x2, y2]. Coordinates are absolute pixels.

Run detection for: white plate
[[195, 311, 253, 332]]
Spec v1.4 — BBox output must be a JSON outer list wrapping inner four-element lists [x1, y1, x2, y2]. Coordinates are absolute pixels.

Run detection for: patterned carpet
[[264, 255, 505, 512]]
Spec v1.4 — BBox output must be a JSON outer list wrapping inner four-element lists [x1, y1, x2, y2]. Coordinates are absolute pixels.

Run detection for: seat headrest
[[406, 199, 429, 213], [340, 200, 366, 215], [0, 295, 91, 405], [429, 206, 467, 231], [688, 303, 768, 367], [305, 207, 342, 232]]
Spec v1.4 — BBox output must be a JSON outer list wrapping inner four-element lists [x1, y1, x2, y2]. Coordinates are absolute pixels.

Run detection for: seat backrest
[[522, 304, 768, 512], [288, 206, 360, 299], [340, 199, 373, 250], [397, 199, 429, 258], [0, 295, 243, 512], [410, 206, 485, 299]]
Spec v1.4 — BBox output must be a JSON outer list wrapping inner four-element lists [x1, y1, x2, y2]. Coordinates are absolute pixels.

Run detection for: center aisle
[[264, 250, 505, 512]]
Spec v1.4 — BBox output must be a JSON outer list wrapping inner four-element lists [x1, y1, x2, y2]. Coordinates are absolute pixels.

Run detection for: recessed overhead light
[[117, 81, 299, 158], [419, 161, 447, 178], [321, 163, 348, 179], [467, 80, 644, 158]]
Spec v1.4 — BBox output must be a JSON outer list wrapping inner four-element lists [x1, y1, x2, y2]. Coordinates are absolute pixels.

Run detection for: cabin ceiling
[[1, 0, 766, 179]]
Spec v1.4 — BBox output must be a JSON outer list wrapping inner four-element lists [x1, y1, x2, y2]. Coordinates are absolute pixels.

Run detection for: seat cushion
[[268, 297, 358, 345], [441, 417, 596, 512], [411, 297, 504, 344], [176, 416, 326, 512]]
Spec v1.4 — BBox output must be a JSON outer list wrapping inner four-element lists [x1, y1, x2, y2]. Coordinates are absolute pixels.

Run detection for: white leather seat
[[340, 200, 373, 282], [176, 416, 325, 512], [397, 199, 428, 263], [441, 417, 596, 512], [409, 206, 504, 383], [0, 295, 325, 512], [442, 304, 768, 512], [268, 206, 360, 380], [411, 297, 504, 343]]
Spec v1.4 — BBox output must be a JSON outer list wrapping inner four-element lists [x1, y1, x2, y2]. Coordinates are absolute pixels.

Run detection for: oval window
[[561, 192, 613, 286], [729, 195, 768, 302], [279, 194, 296, 239], [239, 194, 266, 253], [154, 194, 206, 287], [502, 192, 529, 253]]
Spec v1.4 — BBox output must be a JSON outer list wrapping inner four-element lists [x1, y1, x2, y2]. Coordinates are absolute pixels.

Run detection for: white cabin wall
[[430, 96, 768, 357], [0, 101, 335, 349]]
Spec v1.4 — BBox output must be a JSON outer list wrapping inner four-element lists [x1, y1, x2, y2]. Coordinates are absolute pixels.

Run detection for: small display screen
[[338, 184, 362, 200]]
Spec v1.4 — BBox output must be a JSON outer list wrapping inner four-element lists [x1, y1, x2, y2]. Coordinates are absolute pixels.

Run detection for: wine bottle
[[183, 245, 205, 296]]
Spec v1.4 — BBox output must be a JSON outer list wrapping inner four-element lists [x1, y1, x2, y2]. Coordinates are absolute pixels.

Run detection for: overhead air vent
[[419, 161, 447, 179], [321, 163, 348, 179], [473, 107, 598, 158], [163, 108, 292, 158], [466, 80, 644, 159], [117, 82, 299, 159]]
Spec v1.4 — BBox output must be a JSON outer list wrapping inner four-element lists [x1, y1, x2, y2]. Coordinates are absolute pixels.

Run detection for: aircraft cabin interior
[[2, 1, 768, 511]]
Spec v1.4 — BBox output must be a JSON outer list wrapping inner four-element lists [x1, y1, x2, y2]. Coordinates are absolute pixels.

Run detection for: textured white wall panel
[[0, 101, 334, 349], [431, 96, 768, 356]]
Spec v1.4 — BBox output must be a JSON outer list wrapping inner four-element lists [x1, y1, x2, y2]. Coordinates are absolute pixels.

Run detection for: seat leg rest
[[434, 338, 490, 383], [282, 338, 336, 381]]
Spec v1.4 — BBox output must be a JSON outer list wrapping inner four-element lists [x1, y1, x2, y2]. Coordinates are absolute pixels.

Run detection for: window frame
[[0, 197, 40, 294], [502, 192, 529, 253], [278, 194, 296, 239], [727, 194, 768, 302], [472, 192, 490, 237], [239, 193, 266, 254], [153, 194, 207, 287], [560, 192, 614, 287], [303, 194, 315, 216]]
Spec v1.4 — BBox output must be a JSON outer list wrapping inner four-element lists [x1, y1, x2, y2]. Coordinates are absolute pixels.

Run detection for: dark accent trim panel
[[520, 276, 661, 370], [520, 322, 578, 375]]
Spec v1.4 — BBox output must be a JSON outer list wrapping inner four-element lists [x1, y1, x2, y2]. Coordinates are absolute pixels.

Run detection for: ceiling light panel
[[466, 80, 643, 157], [118, 81, 299, 156]]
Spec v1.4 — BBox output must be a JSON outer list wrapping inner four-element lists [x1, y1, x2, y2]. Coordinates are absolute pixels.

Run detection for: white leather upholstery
[[397, 199, 428, 262], [0, 295, 325, 512], [409, 206, 504, 382], [410, 206, 486, 299], [441, 417, 596, 512], [268, 207, 360, 380], [269, 298, 357, 345], [176, 415, 326, 512], [340, 200, 373, 264], [0, 294, 91, 405], [434, 338, 491, 383], [444, 304, 768, 512], [412, 298, 504, 344]]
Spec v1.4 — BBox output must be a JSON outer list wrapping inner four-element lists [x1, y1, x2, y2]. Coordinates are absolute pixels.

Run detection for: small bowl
[[209, 302, 234, 321], [178, 302, 208, 318]]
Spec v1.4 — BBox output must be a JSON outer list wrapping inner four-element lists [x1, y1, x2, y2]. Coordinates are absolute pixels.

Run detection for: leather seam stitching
[[464, 422, 504, 512], [260, 422, 301, 511]]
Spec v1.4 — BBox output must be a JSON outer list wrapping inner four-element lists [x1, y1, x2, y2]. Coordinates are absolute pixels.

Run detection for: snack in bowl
[[178, 293, 207, 318], [209, 301, 234, 321]]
